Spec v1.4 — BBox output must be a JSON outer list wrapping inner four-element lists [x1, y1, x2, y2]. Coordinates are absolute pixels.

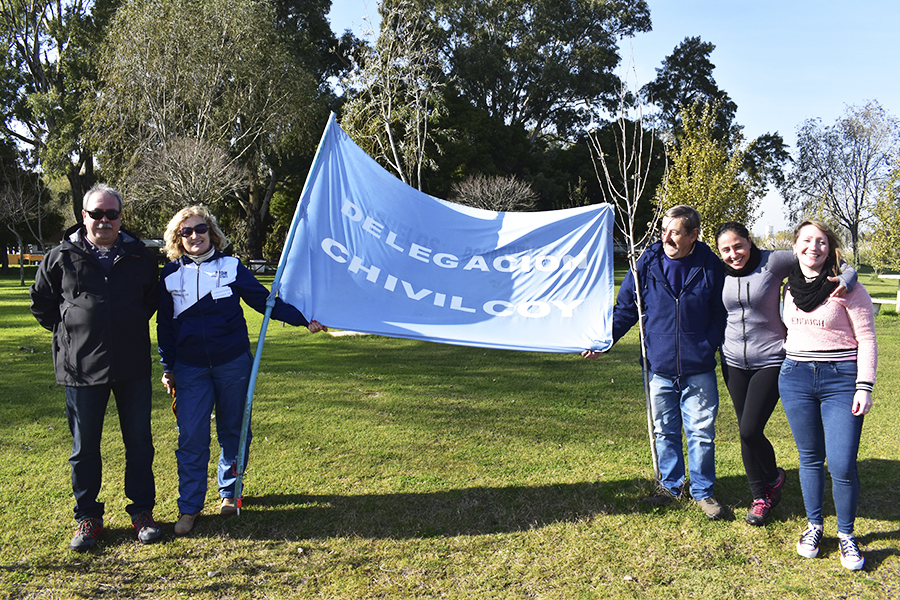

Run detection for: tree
[[641, 36, 788, 197], [0, 142, 62, 283], [341, 0, 446, 191], [869, 160, 900, 273], [641, 36, 737, 141], [448, 173, 537, 211], [272, 0, 352, 86], [430, 0, 651, 147], [780, 101, 900, 264], [656, 100, 757, 241], [586, 65, 663, 482], [91, 0, 321, 256], [0, 0, 114, 220]]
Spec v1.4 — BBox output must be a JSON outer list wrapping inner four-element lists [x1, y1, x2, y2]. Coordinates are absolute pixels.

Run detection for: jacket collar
[[63, 224, 142, 253]]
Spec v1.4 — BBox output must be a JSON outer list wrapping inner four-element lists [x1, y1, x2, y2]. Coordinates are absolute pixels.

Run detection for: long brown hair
[[793, 220, 843, 275]]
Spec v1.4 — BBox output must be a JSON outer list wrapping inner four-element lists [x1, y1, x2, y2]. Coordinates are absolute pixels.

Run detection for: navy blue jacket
[[612, 241, 726, 378], [157, 252, 308, 370]]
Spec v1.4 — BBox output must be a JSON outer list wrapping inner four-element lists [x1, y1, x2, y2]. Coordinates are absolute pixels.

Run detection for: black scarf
[[723, 244, 762, 277], [787, 257, 838, 312]]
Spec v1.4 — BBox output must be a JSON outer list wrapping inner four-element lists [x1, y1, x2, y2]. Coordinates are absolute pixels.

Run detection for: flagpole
[[233, 113, 337, 514]]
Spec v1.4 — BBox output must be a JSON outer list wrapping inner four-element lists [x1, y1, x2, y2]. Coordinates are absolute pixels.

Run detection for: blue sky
[[328, 0, 900, 235]]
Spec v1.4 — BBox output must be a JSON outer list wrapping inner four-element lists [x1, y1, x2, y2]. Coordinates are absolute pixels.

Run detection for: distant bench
[[873, 274, 900, 314], [7, 253, 43, 265], [248, 259, 277, 274]]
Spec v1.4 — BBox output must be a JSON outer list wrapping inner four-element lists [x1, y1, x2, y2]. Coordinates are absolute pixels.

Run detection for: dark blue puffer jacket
[[612, 241, 726, 378]]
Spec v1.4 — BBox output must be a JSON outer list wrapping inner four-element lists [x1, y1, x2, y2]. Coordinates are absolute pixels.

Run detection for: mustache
[[96, 222, 114, 230]]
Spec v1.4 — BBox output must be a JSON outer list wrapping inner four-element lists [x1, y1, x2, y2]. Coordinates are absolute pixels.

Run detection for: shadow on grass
[[218, 459, 900, 543], [250, 479, 650, 540], [225, 474, 785, 540]]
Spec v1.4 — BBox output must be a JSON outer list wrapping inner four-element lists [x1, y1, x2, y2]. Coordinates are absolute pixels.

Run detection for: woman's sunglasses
[[85, 209, 121, 220], [179, 223, 210, 237]]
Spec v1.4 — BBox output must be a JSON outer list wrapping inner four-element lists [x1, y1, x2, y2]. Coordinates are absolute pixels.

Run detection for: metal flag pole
[[232, 114, 337, 514]]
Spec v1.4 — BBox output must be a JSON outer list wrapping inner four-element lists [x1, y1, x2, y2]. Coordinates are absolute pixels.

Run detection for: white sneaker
[[838, 535, 865, 570], [796, 524, 823, 558]]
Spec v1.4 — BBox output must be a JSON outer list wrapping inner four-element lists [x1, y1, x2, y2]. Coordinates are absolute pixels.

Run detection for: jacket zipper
[[740, 279, 749, 369]]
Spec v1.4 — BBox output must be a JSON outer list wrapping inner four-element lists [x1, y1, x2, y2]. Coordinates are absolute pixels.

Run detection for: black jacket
[[30, 225, 159, 386]]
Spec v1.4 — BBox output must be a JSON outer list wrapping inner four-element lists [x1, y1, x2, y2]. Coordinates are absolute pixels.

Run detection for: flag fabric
[[279, 115, 614, 353]]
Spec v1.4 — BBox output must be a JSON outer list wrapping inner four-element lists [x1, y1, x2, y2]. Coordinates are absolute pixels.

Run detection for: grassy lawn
[[1, 265, 898, 599]]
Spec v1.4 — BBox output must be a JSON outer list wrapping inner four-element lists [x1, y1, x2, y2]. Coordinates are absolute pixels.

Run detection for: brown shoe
[[174, 513, 198, 535], [696, 497, 726, 520], [220, 497, 237, 516]]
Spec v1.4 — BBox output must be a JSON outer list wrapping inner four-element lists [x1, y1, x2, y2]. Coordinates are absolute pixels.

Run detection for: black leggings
[[721, 364, 781, 500]]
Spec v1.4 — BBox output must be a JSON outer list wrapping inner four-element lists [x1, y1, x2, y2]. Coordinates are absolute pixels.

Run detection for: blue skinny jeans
[[779, 359, 864, 534]]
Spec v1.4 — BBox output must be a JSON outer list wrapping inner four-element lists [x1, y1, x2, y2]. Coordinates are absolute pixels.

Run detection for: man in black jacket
[[30, 184, 161, 551]]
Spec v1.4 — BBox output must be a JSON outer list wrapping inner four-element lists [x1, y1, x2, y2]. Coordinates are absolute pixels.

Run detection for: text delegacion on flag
[[278, 115, 614, 353]]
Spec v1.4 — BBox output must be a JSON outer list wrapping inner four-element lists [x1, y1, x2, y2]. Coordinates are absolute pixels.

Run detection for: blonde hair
[[793, 220, 844, 275], [163, 206, 229, 261]]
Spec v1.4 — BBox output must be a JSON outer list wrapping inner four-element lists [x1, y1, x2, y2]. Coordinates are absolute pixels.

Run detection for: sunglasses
[[179, 223, 210, 237], [85, 209, 121, 221]]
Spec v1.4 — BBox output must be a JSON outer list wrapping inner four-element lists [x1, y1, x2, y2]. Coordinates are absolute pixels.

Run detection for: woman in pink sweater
[[779, 221, 877, 571]]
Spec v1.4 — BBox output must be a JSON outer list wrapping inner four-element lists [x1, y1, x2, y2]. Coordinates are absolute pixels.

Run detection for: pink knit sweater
[[782, 283, 878, 389]]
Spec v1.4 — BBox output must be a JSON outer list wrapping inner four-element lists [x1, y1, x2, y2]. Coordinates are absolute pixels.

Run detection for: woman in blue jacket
[[158, 206, 325, 535]]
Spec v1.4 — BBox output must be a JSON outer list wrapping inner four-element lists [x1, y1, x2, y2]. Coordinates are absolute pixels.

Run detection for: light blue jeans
[[779, 359, 864, 534], [173, 353, 252, 515], [649, 370, 719, 500]]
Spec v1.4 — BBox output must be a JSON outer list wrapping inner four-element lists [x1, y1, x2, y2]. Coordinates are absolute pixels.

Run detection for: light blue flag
[[279, 115, 614, 353]]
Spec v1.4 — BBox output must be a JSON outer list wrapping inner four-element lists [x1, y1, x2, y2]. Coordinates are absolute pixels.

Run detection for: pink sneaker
[[766, 468, 786, 509], [745, 498, 771, 526]]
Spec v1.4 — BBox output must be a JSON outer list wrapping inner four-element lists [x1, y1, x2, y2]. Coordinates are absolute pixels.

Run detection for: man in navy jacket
[[585, 205, 727, 519]]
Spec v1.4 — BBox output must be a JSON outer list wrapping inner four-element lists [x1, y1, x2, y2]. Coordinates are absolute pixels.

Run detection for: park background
[[2, 0, 900, 597]]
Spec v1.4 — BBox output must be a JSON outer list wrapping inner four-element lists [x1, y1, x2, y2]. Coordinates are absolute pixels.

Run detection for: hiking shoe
[[696, 497, 726, 520], [797, 524, 823, 558], [745, 498, 771, 526], [220, 497, 237, 516], [70, 518, 103, 552], [174, 513, 199, 536], [766, 468, 786, 509], [131, 511, 161, 544], [839, 535, 865, 570], [643, 487, 680, 506]]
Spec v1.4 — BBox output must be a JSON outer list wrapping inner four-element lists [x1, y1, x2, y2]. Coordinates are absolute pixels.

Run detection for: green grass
[[1, 266, 898, 599]]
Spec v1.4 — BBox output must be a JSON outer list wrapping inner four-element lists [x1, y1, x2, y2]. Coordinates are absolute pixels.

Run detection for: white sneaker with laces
[[796, 524, 823, 558], [838, 535, 864, 570]]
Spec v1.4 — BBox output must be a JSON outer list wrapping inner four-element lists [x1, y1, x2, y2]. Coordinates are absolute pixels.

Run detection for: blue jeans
[[779, 359, 864, 534], [174, 353, 252, 515], [65, 379, 155, 521], [649, 370, 719, 500]]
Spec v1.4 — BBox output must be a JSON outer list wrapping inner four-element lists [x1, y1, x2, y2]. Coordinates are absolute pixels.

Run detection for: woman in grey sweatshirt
[[714, 222, 856, 526]]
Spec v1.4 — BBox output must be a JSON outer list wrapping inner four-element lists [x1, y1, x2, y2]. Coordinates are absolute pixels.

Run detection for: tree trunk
[[6, 225, 24, 286], [66, 151, 94, 221], [244, 180, 265, 260], [850, 222, 860, 266]]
